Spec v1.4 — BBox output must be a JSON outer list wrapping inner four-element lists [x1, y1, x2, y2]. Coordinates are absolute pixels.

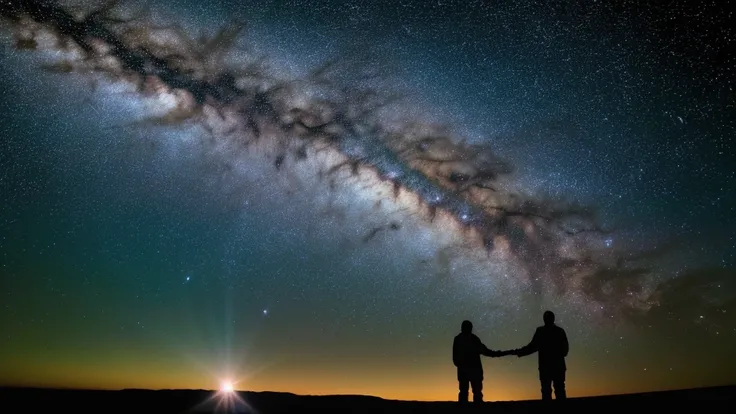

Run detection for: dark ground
[[0, 385, 733, 413]]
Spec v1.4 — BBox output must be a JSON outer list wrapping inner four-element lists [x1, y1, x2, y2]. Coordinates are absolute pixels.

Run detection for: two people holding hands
[[452, 311, 569, 403]]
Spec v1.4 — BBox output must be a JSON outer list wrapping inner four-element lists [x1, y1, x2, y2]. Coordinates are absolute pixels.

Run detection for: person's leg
[[470, 368, 484, 403], [470, 379, 483, 402], [457, 369, 469, 402], [539, 371, 552, 400], [552, 371, 566, 400]]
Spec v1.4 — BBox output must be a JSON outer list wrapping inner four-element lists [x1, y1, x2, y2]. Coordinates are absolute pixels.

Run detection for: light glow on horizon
[[221, 381, 234, 393]]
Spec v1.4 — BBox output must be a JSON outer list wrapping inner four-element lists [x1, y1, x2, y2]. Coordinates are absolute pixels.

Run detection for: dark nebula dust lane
[[0, 0, 659, 313], [1, 0, 734, 401]]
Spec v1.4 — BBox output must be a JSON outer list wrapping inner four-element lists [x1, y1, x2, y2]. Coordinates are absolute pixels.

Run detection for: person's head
[[461, 320, 473, 333], [543, 311, 555, 325]]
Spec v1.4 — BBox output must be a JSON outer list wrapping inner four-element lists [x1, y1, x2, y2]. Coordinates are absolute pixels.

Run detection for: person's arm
[[452, 337, 460, 367], [516, 328, 540, 357], [483, 347, 503, 357], [561, 328, 569, 357], [476, 336, 502, 357]]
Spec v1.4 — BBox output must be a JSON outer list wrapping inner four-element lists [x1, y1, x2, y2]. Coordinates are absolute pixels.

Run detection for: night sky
[[1, 0, 734, 402]]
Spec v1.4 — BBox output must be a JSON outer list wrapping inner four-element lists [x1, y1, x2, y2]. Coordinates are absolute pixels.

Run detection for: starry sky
[[1, 0, 734, 402]]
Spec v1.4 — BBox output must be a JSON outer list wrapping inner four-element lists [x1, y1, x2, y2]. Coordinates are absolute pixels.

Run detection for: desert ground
[[1, 385, 733, 413]]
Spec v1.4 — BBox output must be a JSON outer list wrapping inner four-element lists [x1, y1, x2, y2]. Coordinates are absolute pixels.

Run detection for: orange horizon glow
[[3, 325, 734, 403], [2, 369, 732, 402]]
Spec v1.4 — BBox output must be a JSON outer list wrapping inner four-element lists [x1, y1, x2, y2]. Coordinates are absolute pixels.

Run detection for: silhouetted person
[[514, 311, 569, 400], [453, 320, 505, 403]]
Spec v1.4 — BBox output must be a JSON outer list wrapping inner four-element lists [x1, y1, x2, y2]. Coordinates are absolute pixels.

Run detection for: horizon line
[[1, 383, 734, 403]]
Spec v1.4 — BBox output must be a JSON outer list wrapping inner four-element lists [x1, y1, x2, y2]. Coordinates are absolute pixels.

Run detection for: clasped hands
[[491, 349, 522, 357]]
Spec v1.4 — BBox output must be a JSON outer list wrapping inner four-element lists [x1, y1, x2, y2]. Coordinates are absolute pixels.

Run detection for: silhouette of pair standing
[[452, 311, 568, 403]]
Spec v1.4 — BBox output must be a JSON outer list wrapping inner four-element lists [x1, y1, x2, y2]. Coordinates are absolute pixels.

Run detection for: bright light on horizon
[[221, 381, 234, 393], [191, 379, 250, 413]]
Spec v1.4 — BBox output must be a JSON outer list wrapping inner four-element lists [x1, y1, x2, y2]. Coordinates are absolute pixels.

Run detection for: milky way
[[1, 0, 735, 399], [1, 0, 667, 318]]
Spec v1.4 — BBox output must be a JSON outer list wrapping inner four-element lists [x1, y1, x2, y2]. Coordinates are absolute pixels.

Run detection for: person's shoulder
[[465, 333, 481, 341]]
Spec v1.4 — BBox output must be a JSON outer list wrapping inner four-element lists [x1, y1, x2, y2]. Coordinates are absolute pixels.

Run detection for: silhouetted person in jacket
[[453, 320, 505, 403], [514, 311, 569, 400]]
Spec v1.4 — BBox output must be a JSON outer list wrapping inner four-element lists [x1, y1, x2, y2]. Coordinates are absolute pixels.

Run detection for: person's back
[[516, 311, 569, 400], [452, 320, 501, 403], [533, 323, 568, 373], [453, 331, 484, 369]]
